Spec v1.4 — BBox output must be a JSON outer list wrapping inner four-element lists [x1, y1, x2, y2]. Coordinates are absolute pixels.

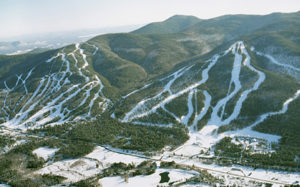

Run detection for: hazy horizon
[[1, 0, 299, 39]]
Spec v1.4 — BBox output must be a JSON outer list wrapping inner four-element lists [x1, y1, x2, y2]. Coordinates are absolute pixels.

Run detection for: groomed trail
[[119, 41, 300, 143], [0, 43, 111, 130], [1, 40, 299, 142], [1, 40, 300, 186], [121, 42, 260, 127]]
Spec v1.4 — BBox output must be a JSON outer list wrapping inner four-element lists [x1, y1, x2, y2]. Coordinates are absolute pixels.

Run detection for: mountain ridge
[[132, 14, 201, 34], [0, 11, 300, 186]]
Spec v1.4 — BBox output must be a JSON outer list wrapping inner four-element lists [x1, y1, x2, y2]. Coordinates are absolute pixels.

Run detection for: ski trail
[[17, 85, 77, 127], [3, 71, 32, 96], [161, 106, 181, 122], [70, 53, 85, 80], [122, 83, 152, 99], [87, 91, 99, 117], [159, 66, 189, 82], [78, 44, 89, 69], [14, 74, 22, 89], [121, 66, 192, 122], [191, 90, 211, 132], [256, 51, 300, 72], [220, 42, 243, 119], [36, 87, 84, 125], [221, 41, 266, 125], [2, 69, 33, 118], [86, 43, 99, 55], [46, 53, 60, 63], [21, 68, 34, 94], [181, 89, 195, 125], [2, 89, 10, 120], [73, 44, 110, 118], [194, 89, 198, 115], [61, 53, 71, 75], [0, 41, 112, 128], [122, 54, 220, 122], [95, 75, 106, 98], [3, 82, 11, 107], [74, 43, 90, 82], [4, 81, 12, 91], [87, 77, 103, 117], [50, 52, 72, 90], [206, 41, 266, 128], [163, 66, 193, 94], [87, 74, 111, 117], [45, 52, 72, 96], [13, 74, 31, 112], [14, 78, 46, 122], [25, 84, 88, 127], [37, 76, 51, 98], [25, 76, 53, 113], [131, 121, 173, 127], [227, 89, 300, 142], [70, 53, 79, 68], [208, 42, 243, 126], [71, 82, 96, 113]]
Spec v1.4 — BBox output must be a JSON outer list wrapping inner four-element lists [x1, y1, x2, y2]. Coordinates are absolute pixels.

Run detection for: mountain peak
[[166, 14, 200, 20], [132, 14, 201, 34]]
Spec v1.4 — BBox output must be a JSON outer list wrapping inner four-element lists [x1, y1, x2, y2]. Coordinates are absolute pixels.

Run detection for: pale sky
[[0, 0, 299, 38]]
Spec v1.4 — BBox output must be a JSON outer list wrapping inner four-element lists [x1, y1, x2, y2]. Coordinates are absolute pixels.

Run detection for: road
[[103, 145, 293, 186], [0, 128, 296, 186]]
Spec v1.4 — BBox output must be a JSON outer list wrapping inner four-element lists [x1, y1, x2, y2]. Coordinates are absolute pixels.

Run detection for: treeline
[[0, 137, 95, 186], [214, 137, 243, 157], [0, 135, 15, 149], [214, 137, 300, 171], [31, 117, 189, 152], [67, 117, 188, 151], [0, 116, 189, 186]]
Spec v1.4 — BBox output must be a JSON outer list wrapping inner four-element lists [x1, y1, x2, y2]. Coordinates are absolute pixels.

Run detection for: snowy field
[[99, 168, 198, 187], [162, 156, 300, 186], [35, 146, 145, 182], [32, 147, 59, 160]]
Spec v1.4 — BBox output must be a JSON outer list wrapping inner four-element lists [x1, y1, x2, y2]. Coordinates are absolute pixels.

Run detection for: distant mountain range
[[0, 25, 142, 55]]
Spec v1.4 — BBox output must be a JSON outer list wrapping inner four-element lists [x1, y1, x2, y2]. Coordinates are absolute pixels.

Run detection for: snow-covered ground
[[35, 146, 145, 182], [86, 146, 146, 167], [256, 51, 300, 72], [113, 40, 300, 185], [32, 147, 59, 160], [34, 142, 300, 185], [36, 157, 100, 182], [225, 88, 300, 142], [168, 76, 300, 159], [2, 39, 300, 186], [0, 184, 11, 187], [36, 143, 300, 185], [122, 41, 299, 156], [0, 42, 110, 130], [99, 168, 199, 187], [122, 83, 152, 99], [162, 156, 300, 186]]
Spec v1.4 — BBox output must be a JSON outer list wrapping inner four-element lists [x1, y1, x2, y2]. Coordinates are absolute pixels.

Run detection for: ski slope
[[119, 41, 300, 146], [0, 43, 110, 130]]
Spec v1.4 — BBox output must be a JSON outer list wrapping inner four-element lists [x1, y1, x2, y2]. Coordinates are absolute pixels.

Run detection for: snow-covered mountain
[[0, 11, 300, 186]]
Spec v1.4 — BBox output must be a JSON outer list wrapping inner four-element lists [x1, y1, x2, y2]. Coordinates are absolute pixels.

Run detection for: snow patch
[[99, 168, 198, 187], [32, 147, 59, 160]]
